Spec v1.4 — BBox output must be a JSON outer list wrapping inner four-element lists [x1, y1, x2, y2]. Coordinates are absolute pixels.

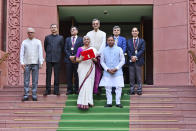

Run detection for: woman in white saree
[[76, 36, 97, 110]]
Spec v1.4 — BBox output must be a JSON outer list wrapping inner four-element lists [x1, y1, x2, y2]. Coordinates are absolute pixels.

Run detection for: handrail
[[0, 53, 9, 65]]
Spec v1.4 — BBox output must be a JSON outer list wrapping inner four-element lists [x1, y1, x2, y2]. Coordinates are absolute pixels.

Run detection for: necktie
[[72, 36, 75, 47], [115, 37, 118, 46], [133, 39, 136, 50]]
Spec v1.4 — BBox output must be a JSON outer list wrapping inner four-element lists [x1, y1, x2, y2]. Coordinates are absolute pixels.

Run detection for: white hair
[[83, 36, 91, 41], [92, 18, 100, 24], [27, 28, 35, 33]]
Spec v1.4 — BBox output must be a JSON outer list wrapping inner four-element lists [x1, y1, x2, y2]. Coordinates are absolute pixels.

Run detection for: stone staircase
[[0, 86, 67, 131], [130, 85, 196, 131], [0, 85, 196, 131]]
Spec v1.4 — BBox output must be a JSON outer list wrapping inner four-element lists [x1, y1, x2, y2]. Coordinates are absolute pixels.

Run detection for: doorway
[[58, 5, 153, 85]]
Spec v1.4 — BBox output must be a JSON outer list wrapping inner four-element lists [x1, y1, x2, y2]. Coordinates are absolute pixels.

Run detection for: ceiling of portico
[[58, 5, 153, 23]]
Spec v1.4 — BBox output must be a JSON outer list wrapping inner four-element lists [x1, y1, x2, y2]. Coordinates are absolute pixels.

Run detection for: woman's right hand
[[80, 56, 84, 61]]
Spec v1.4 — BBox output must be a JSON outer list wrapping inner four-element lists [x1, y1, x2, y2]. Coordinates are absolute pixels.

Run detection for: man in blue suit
[[127, 27, 145, 95], [113, 26, 126, 53], [64, 26, 83, 95], [112, 26, 127, 94]]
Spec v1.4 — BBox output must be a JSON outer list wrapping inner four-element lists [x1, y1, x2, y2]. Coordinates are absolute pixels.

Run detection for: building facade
[[0, 0, 195, 87]]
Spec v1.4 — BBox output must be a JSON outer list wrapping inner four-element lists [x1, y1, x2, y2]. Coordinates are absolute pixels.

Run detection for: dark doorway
[[58, 5, 153, 85]]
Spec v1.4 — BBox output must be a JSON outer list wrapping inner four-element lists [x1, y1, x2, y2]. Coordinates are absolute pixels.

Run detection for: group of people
[[19, 18, 145, 110]]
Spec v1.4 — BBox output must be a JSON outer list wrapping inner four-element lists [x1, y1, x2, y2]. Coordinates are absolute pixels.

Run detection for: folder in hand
[[81, 49, 96, 61]]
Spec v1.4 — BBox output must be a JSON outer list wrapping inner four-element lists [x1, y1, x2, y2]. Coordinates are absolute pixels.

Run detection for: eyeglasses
[[92, 23, 99, 25]]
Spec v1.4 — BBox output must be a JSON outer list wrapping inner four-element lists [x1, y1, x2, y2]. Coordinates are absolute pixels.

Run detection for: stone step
[[130, 97, 196, 102], [1, 128, 56, 131], [130, 103, 196, 110], [0, 101, 66, 104], [0, 120, 59, 128], [0, 90, 67, 95], [130, 95, 196, 98], [0, 109, 63, 114], [0, 95, 67, 101], [0, 86, 67, 91], [2, 128, 196, 131], [130, 128, 195, 131], [130, 116, 183, 121], [0, 115, 61, 120], [130, 123, 196, 129], [0, 102, 65, 107]]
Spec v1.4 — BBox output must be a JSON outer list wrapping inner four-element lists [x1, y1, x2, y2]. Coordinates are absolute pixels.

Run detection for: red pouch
[[81, 49, 95, 61]]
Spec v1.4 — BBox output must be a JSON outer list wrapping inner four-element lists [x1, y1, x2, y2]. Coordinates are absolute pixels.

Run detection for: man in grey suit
[[127, 27, 145, 95]]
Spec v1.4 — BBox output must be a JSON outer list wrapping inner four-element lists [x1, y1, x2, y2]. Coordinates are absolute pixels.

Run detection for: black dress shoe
[[66, 90, 73, 95], [116, 104, 123, 108], [54, 92, 60, 96], [43, 91, 51, 96], [22, 97, 29, 101], [112, 87, 116, 94], [104, 104, 112, 107], [137, 92, 142, 95], [32, 98, 37, 101], [128, 91, 135, 95], [74, 90, 79, 94]]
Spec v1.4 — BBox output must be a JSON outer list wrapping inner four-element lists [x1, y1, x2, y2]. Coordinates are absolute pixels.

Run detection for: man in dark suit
[[127, 27, 145, 95], [64, 26, 83, 95], [43, 24, 64, 96]]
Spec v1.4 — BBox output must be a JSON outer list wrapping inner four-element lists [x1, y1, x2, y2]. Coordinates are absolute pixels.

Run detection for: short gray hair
[[92, 18, 100, 24], [113, 25, 121, 31], [27, 27, 35, 33], [70, 26, 78, 32], [83, 36, 91, 41], [50, 24, 57, 28]]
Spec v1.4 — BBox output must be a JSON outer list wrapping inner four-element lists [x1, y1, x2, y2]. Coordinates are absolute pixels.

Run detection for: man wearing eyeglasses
[[20, 28, 44, 101], [64, 26, 83, 95], [86, 18, 106, 94], [127, 27, 145, 95]]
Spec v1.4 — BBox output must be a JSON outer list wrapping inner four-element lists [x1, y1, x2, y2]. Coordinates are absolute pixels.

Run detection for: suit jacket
[[127, 38, 145, 66], [44, 34, 64, 63], [115, 36, 127, 53], [64, 36, 83, 63]]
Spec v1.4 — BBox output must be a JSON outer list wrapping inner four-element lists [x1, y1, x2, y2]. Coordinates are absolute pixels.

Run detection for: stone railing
[[0, 53, 9, 65], [0, 53, 9, 88], [189, 50, 196, 86]]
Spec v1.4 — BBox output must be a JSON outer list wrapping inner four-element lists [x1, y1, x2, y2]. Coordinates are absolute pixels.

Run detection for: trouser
[[129, 63, 142, 93], [66, 63, 79, 92], [24, 64, 39, 99], [46, 62, 60, 93], [105, 86, 122, 105]]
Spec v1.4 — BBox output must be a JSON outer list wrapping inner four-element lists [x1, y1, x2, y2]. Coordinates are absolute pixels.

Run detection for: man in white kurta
[[99, 36, 125, 108], [86, 18, 106, 94], [86, 18, 106, 55]]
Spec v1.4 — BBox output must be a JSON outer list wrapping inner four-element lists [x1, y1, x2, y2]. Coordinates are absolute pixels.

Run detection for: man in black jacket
[[44, 24, 64, 96], [64, 26, 83, 95]]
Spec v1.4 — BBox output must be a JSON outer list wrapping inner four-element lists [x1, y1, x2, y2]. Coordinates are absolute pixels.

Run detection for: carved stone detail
[[7, 0, 21, 86]]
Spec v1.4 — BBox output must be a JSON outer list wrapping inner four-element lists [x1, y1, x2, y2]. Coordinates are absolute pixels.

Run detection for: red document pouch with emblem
[[80, 49, 95, 61]]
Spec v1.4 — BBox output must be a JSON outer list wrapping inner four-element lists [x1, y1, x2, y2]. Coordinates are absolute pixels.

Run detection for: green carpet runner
[[57, 87, 130, 131]]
